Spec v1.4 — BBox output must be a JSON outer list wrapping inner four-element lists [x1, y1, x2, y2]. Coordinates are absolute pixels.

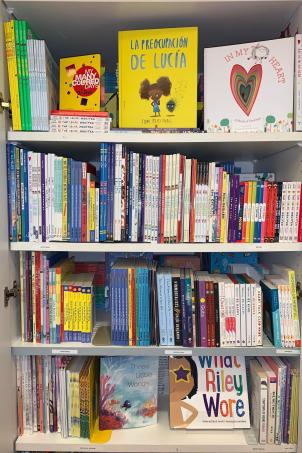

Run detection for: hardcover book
[[119, 27, 198, 128], [169, 355, 250, 429], [60, 54, 101, 111], [204, 38, 294, 132], [99, 356, 159, 429]]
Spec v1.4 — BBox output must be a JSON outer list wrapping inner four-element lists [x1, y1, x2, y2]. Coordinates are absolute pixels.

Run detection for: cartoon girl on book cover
[[169, 356, 198, 428], [139, 77, 172, 116]]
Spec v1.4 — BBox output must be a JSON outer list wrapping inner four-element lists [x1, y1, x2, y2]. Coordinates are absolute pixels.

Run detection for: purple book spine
[[157, 155, 162, 243], [180, 272, 187, 347], [227, 174, 235, 243], [140, 154, 146, 242], [282, 361, 291, 443], [232, 175, 240, 243], [199, 280, 207, 347], [41, 153, 46, 242]]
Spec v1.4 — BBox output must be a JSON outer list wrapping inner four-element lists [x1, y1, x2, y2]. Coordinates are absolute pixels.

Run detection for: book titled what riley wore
[[169, 356, 250, 429], [118, 27, 198, 128]]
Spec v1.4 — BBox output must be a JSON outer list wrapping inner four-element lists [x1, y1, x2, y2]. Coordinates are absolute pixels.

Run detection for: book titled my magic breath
[[169, 356, 250, 429]]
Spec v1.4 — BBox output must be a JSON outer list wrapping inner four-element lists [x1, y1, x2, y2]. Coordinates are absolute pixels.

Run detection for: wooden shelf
[[7, 131, 302, 161], [14, 409, 297, 452]]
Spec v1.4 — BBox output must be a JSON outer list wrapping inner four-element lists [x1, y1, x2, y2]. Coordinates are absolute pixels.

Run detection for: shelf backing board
[[5, 0, 301, 73]]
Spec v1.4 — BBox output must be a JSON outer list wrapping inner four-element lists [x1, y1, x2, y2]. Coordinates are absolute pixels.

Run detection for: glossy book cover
[[169, 356, 250, 429], [119, 27, 198, 128], [99, 356, 159, 429]]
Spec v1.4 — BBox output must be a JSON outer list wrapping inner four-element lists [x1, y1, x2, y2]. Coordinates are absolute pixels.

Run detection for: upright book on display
[[204, 38, 294, 132], [119, 27, 198, 128], [169, 355, 250, 429]]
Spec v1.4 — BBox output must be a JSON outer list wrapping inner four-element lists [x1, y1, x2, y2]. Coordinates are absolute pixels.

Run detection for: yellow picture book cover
[[60, 54, 101, 111], [119, 27, 198, 128]]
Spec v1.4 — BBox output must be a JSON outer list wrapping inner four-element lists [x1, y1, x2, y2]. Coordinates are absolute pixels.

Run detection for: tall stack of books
[[7, 142, 302, 244], [4, 19, 58, 131]]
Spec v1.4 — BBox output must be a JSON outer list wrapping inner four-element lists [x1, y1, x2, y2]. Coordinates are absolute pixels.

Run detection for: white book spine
[[218, 281, 226, 347], [27, 152, 33, 242], [152, 156, 157, 243], [174, 154, 180, 243], [164, 155, 170, 243], [86, 172, 91, 242], [153, 157, 160, 243], [183, 159, 191, 242], [293, 181, 301, 241], [295, 34, 302, 131], [134, 152, 140, 241], [279, 182, 287, 242], [234, 283, 241, 346], [259, 378, 268, 444], [256, 285, 263, 346], [50, 154, 55, 241], [229, 282, 236, 345], [224, 282, 231, 346], [169, 154, 175, 243], [245, 283, 252, 346], [251, 283, 257, 346], [240, 283, 246, 346], [58, 156, 63, 241]]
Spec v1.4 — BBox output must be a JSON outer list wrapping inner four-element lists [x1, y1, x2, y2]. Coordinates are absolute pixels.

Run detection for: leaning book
[[99, 356, 159, 429], [119, 27, 198, 128], [169, 355, 250, 429]]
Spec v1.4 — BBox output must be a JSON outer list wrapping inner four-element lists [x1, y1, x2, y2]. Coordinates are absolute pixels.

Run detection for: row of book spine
[[16, 355, 99, 439], [100, 144, 302, 243], [8, 142, 302, 244], [4, 20, 58, 131], [19, 252, 105, 344], [249, 357, 299, 445]]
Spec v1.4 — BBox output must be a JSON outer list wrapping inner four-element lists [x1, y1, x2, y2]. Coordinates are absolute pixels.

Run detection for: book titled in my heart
[[204, 38, 294, 132]]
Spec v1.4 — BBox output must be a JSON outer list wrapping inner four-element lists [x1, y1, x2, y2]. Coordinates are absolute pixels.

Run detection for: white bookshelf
[[10, 241, 302, 253], [15, 409, 297, 453]]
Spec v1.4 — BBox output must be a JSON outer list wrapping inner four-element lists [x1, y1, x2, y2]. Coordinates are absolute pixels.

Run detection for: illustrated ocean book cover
[[204, 38, 294, 132], [169, 356, 250, 429], [60, 54, 101, 111], [99, 356, 159, 429], [119, 27, 198, 128]]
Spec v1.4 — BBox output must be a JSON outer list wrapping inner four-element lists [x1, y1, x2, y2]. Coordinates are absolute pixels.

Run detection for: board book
[[169, 355, 250, 429], [119, 27, 198, 128], [204, 37, 294, 132], [60, 54, 101, 111]]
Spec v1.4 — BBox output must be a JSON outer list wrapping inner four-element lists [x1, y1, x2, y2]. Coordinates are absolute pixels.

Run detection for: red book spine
[[35, 252, 41, 343], [160, 155, 166, 244], [60, 285, 65, 342], [189, 159, 197, 242], [131, 269, 136, 346], [26, 254, 31, 342], [298, 188, 302, 242], [270, 182, 278, 241], [50, 110, 109, 117], [242, 181, 249, 243], [177, 155, 185, 243], [81, 163, 87, 242]]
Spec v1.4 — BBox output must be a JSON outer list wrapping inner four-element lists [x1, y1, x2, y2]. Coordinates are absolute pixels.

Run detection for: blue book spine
[[10, 145, 17, 241], [110, 144, 115, 241], [185, 269, 193, 347], [156, 272, 168, 345], [23, 150, 29, 241], [19, 148, 25, 241], [180, 271, 187, 346], [232, 174, 240, 242], [70, 160, 75, 242], [40, 153, 46, 242], [260, 281, 282, 348], [165, 271, 175, 346], [142, 268, 150, 346], [110, 269, 117, 345], [236, 182, 245, 241], [6, 144, 12, 241], [137, 268, 143, 346], [67, 158, 71, 241]]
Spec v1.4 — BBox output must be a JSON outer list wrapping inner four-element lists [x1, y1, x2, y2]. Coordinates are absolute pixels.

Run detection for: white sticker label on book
[[51, 349, 78, 355], [165, 349, 192, 356]]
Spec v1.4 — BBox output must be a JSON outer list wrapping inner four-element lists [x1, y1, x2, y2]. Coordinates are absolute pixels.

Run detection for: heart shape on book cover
[[230, 64, 262, 116]]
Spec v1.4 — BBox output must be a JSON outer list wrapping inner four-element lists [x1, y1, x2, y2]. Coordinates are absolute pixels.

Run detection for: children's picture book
[[60, 54, 101, 111], [99, 356, 159, 429], [204, 38, 294, 132], [119, 27, 198, 128], [169, 355, 250, 429]]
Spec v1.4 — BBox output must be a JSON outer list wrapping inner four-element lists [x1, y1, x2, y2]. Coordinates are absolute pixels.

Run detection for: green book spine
[[21, 21, 32, 130], [15, 21, 25, 130]]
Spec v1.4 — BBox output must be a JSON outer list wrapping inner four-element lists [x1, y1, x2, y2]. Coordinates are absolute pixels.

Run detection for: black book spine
[[194, 278, 200, 346], [125, 150, 130, 241], [213, 281, 220, 347], [274, 182, 283, 242], [172, 276, 182, 346]]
